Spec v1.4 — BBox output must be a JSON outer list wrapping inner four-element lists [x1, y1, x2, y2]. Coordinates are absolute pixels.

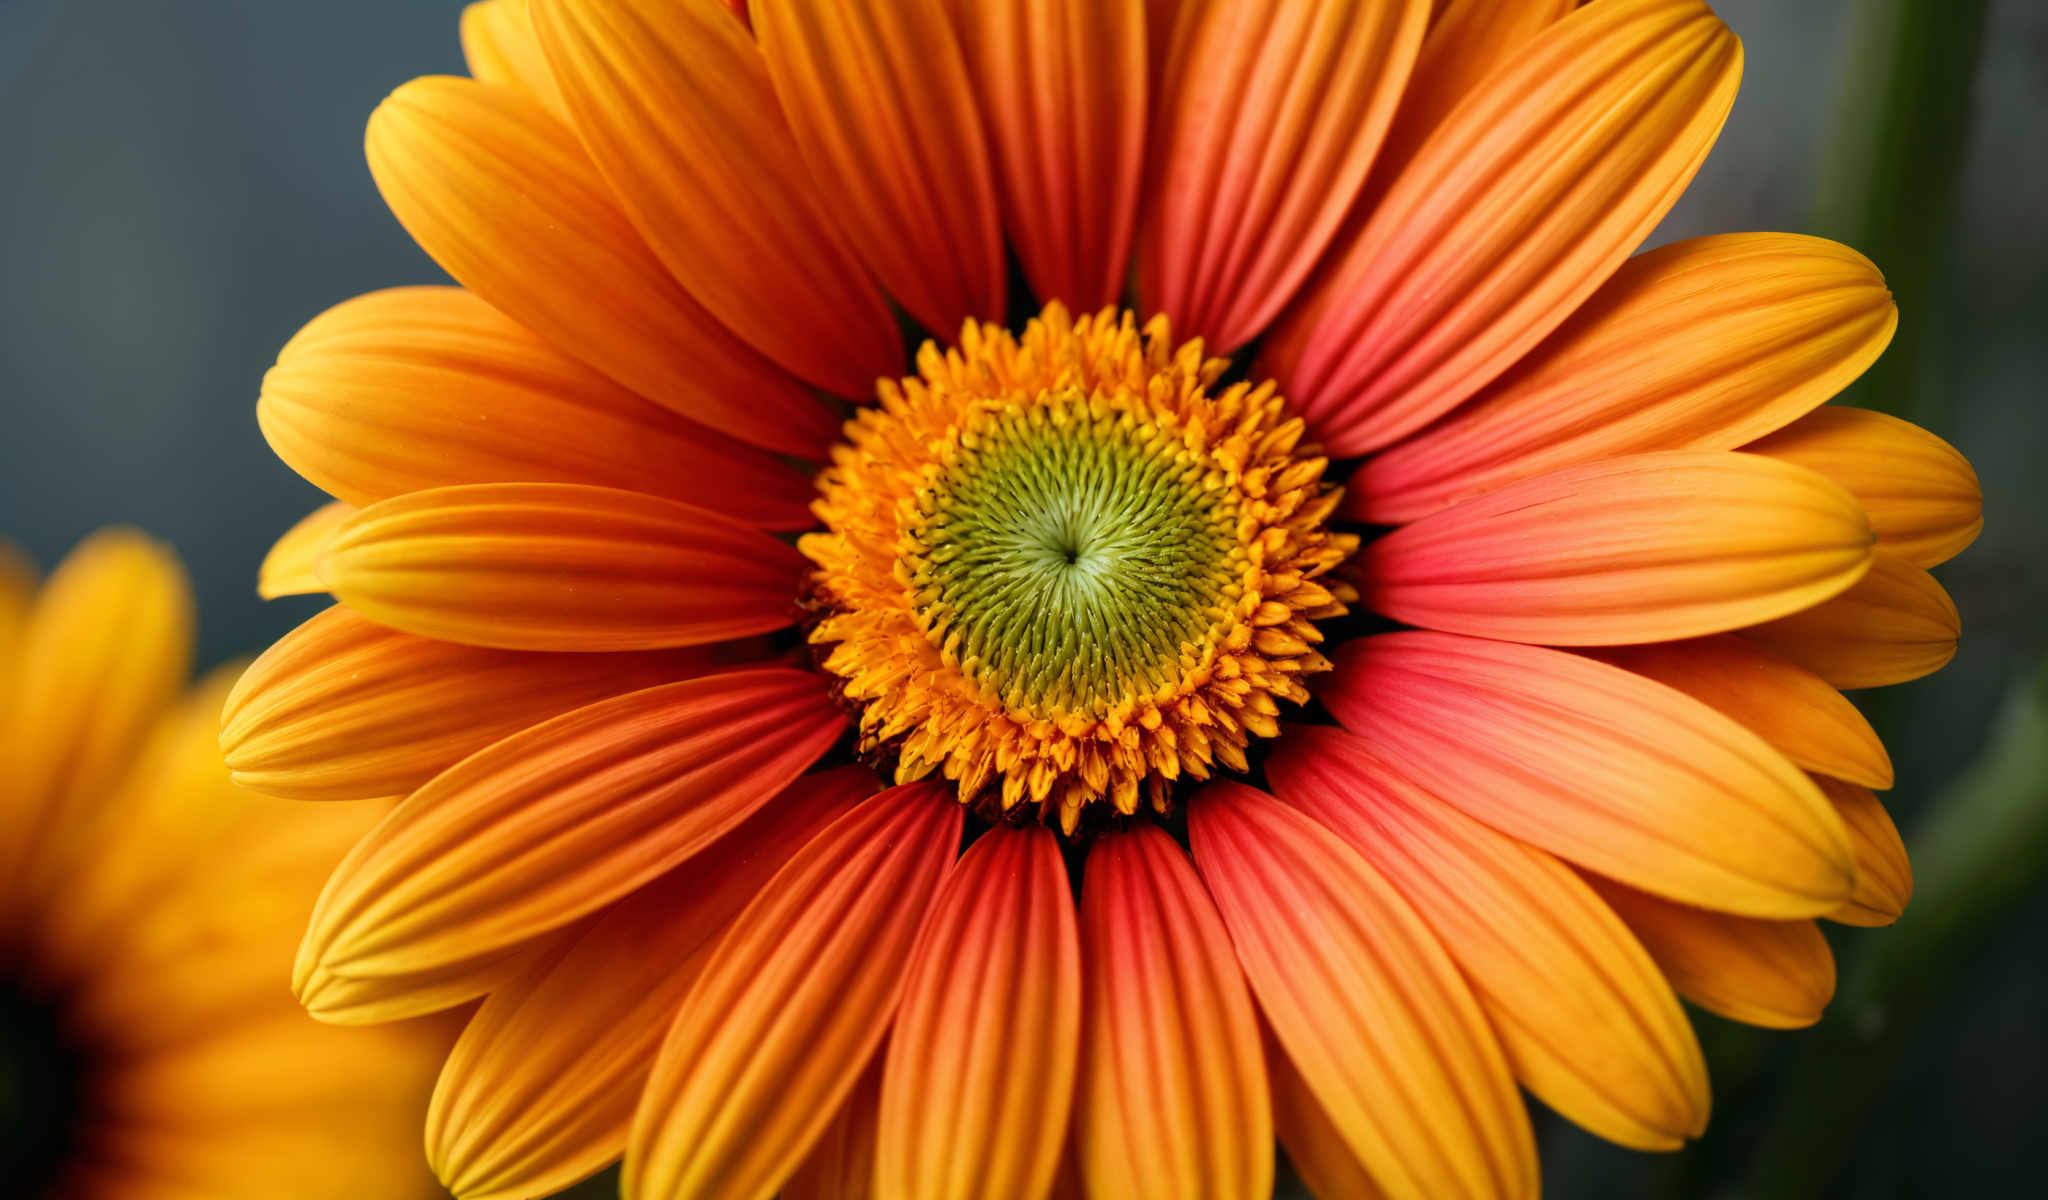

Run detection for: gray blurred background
[[1, 1, 2041, 1196]]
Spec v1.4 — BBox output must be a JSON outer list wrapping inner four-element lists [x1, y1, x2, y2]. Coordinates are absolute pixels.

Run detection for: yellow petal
[[1323, 632, 1858, 917], [366, 74, 835, 455], [752, 0, 1005, 336], [1745, 405, 1983, 568], [0, 540, 38, 681], [1352, 234, 1897, 523], [1269, 726, 1710, 1151], [625, 784, 962, 1200], [261, 285, 817, 526], [316, 483, 807, 652], [1138, 0, 1428, 350], [784, 1054, 886, 1200], [259, 502, 355, 599], [1740, 551, 1960, 689], [1264, 1025, 1386, 1200], [530, 0, 902, 395], [461, 0, 569, 116], [1262, 0, 1743, 455], [1815, 775, 1912, 927], [1588, 634, 1892, 790], [222, 605, 726, 802], [1363, 452, 1875, 646], [1584, 874, 1836, 1030], [1190, 782, 1537, 1199]]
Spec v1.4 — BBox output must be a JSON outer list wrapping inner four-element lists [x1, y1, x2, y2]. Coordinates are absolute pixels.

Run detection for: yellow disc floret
[[802, 304, 1356, 831]]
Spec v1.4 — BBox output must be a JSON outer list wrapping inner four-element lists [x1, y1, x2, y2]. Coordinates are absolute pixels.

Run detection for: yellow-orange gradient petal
[[1138, 0, 1427, 351], [958, 0, 1146, 311], [1584, 874, 1836, 1029], [1267, 726, 1709, 1152], [258, 501, 354, 599], [0, 530, 191, 881], [1815, 775, 1912, 927], [317, 483, 806, 652], [1263, 0, 1742, 455], [753, 0, 1005, 336], [462, 0, 569, 116], [1076, 824, 1272, 1200], [530, 0, 902, 396], [625, 784, 962, 1200], [261, 286, 817, 527], [785, 1054, 886, 1200], [1740, 551, 1960, 689], [876, 825, 1079, 1200], [221, 606, 724, 802], [1746, 405, 1983, 568], [0, 542, 36, 682], [296, 668, 844, 1021], [1588, 635, 1892, 790], [1264, 1027, 1385, 1200], [365, 74, 835, 456], [429, 767, 876, 1200], [1363, 452, 1875, 646], [1321, 632, 1857, 917], [1189, 782, 1537, 1199], [1351, 234, 1897, 523]]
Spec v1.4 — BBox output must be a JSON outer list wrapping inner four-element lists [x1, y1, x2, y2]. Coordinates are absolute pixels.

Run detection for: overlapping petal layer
[[531, 0, 902, 395], [258, 502, 355, 599], [1814, 775, 1912, 927], [428, 767, 876, 1200], [365, 74, 834, 455], [261, 285, 816, 526], [625, 784, 962, 1200], [461, 0, 568, 116], [316, 483, 806, 652], [1351, 235, 1897, 523], [1190, 783, 1537, 1199], [1268, 726, 1709, 1151], [752, 0, 1005, 335], [1746, 405, 1983, 567], [1139, 0, 1427, 350], [1076, 824, 1272, 1200], [295, 668, 844, 1019], [1363, 452, 1875, 646], [1264, 0, 1743, 455], [1263, 1031, 1384, 1200], [784, 1056, 886, 1200], [1740, 551, 1960, 688], [877, 825, 1079, 1200], [1321, 632, 1857, 917]]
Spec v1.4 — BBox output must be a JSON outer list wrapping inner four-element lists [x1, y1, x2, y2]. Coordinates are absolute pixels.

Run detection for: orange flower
[[0, 532, 445, 1198], [227, 1, 1982, 1197]]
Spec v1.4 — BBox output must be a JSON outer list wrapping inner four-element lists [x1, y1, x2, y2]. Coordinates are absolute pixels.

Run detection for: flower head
[[229, 1, 1982, 1197], [0, 532, 443, 1199]]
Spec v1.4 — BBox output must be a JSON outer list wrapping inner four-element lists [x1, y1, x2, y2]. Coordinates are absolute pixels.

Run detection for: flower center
[[802, 305, 1356, 832]]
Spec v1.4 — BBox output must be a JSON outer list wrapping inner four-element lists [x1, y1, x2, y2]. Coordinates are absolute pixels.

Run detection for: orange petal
[[1739, 551, 1960, 689], [0, 541, 36, 680], [1587, 635, 1893, 790], [258, 501, 354, 599], [461, 0, 569, 116], [429, 766, 876, 1200], [1262, 0, 1742, 455], [1321, 632, 1857, 917], [1264, 1025, 1385, 1200], [317, 483, 806, 652], [625, 784, 962, 1200], [1815, 775, 1912, 927], [958, 0, 1147, 311], [1138, 0, 1428, 351], [1583, 873, 1836, 1030], [1745, 405, 1983, 568], [365, 74, 834, 456], [221, 605, 724, 802], [876, 825, 1079, 1200], [295, 668, 844, 1019], [1351, 234, 1898, 523], [785, 1052, 886, 1200], [1268, 726, 1710, 1151], [1076, 824, 1272, 1200], [0, 531, 191, 875], [1189, 782, 1537, 1199], [752, 0, 1005, 336], [260, 285, 817, 527], [1363, 452, 1875, 646], [530, 0, 901, 395]]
